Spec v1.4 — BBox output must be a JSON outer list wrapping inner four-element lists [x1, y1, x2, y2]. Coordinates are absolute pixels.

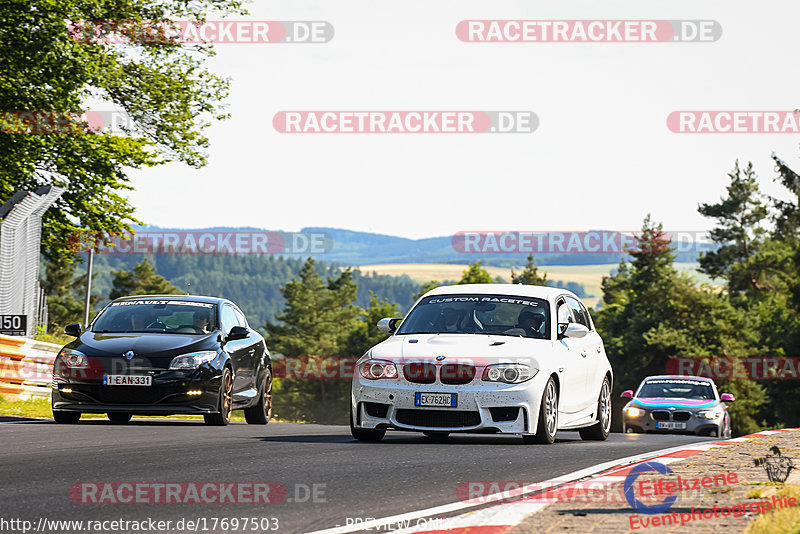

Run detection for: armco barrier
[[0, 334, 61, 401]]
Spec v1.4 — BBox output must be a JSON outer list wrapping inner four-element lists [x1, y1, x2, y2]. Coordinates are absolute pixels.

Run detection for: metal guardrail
[[0, 334, 61, 401]]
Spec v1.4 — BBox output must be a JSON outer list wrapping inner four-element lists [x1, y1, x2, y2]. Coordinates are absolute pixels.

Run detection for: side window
[[221, 305, 238, 334], [566, 297, 590, 329], [556, 300, 572, 334], [232, 307, 247, 328]]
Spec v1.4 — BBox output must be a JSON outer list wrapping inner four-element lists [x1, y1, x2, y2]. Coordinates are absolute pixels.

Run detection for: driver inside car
[[516, 309, 545, 338], [441, 307, 462, 332]]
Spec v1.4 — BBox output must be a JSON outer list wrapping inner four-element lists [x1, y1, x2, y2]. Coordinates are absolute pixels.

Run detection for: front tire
[[204, 367, 233, 426], [523, 376, 559, 444], [349, 405, 385, 442], [579, 377, 611, 441], [107, 413, 132, 424], [53, 410, 81, 424], [244, 369, 272, 425]]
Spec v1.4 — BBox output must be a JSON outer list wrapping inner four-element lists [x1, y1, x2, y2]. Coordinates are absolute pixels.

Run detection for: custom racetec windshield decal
[[110, 300, 214, 308], [424, 295, 545, 307]]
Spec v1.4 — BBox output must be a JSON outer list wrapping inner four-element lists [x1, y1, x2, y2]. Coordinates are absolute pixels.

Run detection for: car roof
[[641, 375, 715, 384], [112, 294, 231, 306], [423, 283, 579, 301]]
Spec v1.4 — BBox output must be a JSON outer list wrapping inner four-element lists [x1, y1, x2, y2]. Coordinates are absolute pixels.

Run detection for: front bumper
[[51, 369, 222, 415], [623, 412, 724, 436], [351, 374, 545, 434]]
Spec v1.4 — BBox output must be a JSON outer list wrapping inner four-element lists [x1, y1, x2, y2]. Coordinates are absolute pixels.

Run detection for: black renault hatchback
[[51, 295, 272, 426]]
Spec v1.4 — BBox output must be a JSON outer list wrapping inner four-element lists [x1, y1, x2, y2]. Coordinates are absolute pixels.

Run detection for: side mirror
[[65, 323, 82, 337], [561, 323, 589, 339], [377, 318, 401, 334], [227, 325, 249, 341], [720, 393, 735, 402], [621, 390, 634, 398]]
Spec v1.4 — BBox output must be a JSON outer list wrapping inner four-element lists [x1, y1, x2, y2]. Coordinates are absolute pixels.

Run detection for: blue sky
[[125, 0, 800, 239]]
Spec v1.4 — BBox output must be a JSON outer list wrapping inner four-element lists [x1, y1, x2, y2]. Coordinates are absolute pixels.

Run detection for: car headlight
[[697, 409, 722, 420], [359, 360, 398, 380], [58, 349, 88, 368], [169, 351, 218, 370], [625, 407, 644, 418], [482, 364, 535, 384]]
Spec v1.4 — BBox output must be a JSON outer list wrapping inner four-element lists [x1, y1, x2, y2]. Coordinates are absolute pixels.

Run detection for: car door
[[221, 304, 250, 396], [232, 305, 260, 392], [565, 296, 602, 409], [552, 298, 589, 415], [567, 296, 605, 400]]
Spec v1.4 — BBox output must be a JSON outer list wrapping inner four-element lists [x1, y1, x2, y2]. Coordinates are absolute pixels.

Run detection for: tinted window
[[221, 305, 239, 334], [566, 297, 590, 329], [397, 294, 551, 339], [232, 307, 247, 327]]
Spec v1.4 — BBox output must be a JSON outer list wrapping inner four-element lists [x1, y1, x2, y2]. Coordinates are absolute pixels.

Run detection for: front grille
[[395, 409, 481, 428], [77, 386, 182, 405], [673, 411, 692, 422], [404, 363, 436, 384], [364, 402, 389, 418], [440, 364, 475, 385], [489, 407, 520, 422], [651, 410, 670, 421]]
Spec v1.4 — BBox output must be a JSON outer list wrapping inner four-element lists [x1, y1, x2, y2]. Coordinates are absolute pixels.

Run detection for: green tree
[[413, 279, 442, 300], [42, 259, 83, 330], [595, 216, 766, 435], [697, 161, 768, 291], [0, 0, 242, 260], [458, 261, 493, 284], [108, 258, 181, 299], [266, 258, 363, 423], [510, 254, 548, 285], [771, 154, 800, 243]]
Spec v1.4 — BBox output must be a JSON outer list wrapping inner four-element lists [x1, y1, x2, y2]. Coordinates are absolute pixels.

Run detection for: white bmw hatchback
[[350, 284, 613, 444]]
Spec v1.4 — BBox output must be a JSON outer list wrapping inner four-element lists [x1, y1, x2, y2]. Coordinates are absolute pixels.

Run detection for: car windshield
[[396, 294, 551, 339], [91, 299, 218, 335], [637, 379, 716, 400]]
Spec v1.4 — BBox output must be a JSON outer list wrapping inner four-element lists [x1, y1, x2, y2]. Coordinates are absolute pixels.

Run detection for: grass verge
[[745, 484, 800, 534], [0, 397, 286, 423]]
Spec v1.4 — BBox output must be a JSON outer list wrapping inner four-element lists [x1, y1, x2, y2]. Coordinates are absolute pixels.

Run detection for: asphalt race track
[[0, 419, 714, 533]]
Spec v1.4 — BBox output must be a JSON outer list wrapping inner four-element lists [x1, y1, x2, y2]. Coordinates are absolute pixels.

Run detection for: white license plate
[[103, 374, 151, 386], [656, 421, 686, 430], [415, 393, 457, 407]]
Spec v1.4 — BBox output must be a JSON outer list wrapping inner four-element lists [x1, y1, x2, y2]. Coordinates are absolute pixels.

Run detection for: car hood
[[72, 331, 219, 358], [368, 333, 549, 366], [629, 397, 720, 409]]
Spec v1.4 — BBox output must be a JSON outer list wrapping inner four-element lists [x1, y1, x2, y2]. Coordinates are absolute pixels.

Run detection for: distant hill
[[113, 225, 714, 266]]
